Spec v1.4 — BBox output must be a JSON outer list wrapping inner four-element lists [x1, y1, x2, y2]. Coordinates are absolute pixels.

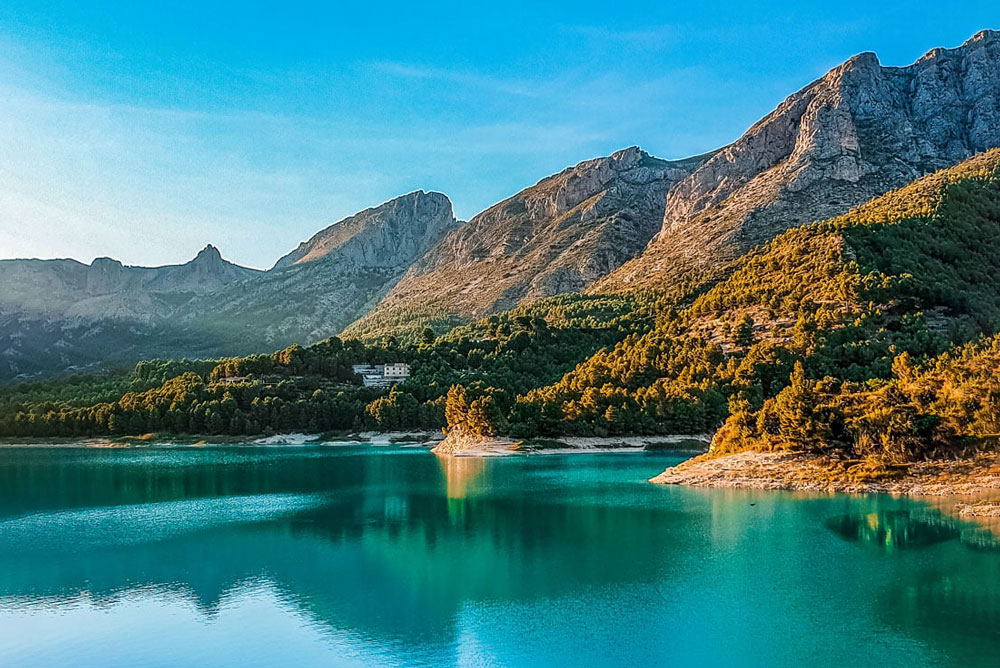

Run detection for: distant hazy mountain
[[0, 245, 259, 323], [173, 190, 458, 354], [0, 245, 260, 378], [0, 192, 456, 379]]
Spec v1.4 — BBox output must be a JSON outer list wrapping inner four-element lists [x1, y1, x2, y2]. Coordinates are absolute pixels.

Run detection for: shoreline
[[0, 431, 710, 455], [5, 431, 1000, 508], [431, 433, 712, 457], [651, 450, 1000, 498], [0, 430, 446, 449]]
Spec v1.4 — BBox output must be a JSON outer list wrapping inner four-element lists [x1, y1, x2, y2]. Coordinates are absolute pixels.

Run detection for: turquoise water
[[0, 445, 998, 667]]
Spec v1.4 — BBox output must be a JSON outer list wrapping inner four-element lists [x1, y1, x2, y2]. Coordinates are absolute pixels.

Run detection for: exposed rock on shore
[[431, 429, 522, 457], [956, 501, 1000, 518], [651, 450, 1000, 496]]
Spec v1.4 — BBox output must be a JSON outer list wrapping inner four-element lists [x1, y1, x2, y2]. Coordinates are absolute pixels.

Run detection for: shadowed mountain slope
[[176, 191, 459, 353], [0, 192, 457, 379]]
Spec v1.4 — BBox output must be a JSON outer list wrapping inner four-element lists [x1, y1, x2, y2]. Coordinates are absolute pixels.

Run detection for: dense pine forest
[[0, 295, 647, 438], [4, 150, 1000, 467]]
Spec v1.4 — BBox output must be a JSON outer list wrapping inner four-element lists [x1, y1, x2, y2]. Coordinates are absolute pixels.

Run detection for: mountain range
[[3, 29, 999, 381]]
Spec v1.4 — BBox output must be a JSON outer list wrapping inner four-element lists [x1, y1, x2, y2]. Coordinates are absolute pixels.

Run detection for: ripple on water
[[0, 493, 325, 555]]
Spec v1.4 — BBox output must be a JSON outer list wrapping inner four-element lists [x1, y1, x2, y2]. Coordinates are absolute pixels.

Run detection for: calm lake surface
[[0, 445, 998, 667]]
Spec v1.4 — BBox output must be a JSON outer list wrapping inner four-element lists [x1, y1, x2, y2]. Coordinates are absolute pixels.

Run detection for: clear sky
[[0, 1, 996, 269]]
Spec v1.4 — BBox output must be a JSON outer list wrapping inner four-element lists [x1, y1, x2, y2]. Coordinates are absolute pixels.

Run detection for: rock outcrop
[[599, 29, 1000, 292], [273, 191, 456, 269], [430, 426, 521, 456]]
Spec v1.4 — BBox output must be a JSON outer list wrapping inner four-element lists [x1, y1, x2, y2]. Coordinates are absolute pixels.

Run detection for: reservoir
[[0, 445, 997, 667]]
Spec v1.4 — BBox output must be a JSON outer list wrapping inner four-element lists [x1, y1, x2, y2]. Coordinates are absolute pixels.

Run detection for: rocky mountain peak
[[193, 244, 223, 264], [504, 146, 695, 228], [344, 147, 714, 337], [598, 29, 1000, 293], [90, 256, 124, 270], [273, 190, 458, 271], [968, 28, 1000, 45], [841, 51, 880, 71], [86, 257, 126, 294], [604, 146, 652, 171], [144, 244, 261, 298]]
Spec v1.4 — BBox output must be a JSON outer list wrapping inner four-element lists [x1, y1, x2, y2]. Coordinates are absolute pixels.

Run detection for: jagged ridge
[[598, 29, 1000, 294], [344, 147, 713, 340]]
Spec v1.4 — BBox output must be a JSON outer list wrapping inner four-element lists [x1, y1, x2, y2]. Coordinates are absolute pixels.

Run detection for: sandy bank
[[431, 432, 711, 457], [651, 450, 1000, 496]]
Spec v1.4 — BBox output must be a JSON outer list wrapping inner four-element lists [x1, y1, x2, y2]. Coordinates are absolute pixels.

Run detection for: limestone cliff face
[[600, 30, 1000, 291], [273, 191, 457, 269], [345, 147, 711, 338]]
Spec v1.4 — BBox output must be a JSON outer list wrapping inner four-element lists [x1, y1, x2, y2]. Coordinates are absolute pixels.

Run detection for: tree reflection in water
[[826, 508, 1000, 552]]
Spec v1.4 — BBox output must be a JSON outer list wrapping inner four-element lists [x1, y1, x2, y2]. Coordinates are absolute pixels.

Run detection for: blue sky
[[0, 1, 996, 269]]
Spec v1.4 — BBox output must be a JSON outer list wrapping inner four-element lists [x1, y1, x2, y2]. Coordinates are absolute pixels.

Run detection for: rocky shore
[[651, 450, 1000, 496]]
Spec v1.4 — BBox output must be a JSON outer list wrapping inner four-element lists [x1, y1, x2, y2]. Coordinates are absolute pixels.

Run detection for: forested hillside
[[0, 295, 647, 437], [514, 149, 1000, 459]]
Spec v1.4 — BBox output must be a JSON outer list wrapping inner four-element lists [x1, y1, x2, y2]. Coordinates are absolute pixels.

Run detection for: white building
[[353, 363, 411, 388], [384, 363, 410, 378]]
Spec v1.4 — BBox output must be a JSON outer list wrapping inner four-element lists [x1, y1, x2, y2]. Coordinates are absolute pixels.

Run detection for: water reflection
[[824, 503, 1000, 664], [826, 510, 959, 550], [826, 507, 1000, 552], [2, 447, 1000, 666], [0, 447, 688, 652], [437, 454, 487, 498]]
